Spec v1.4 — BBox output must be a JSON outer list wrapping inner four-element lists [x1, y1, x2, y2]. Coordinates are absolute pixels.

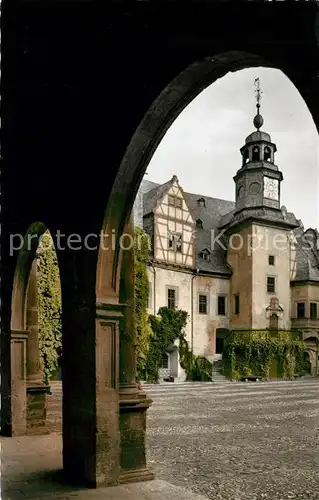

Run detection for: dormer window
[[252, 146, 260, 161], [196, 219, 203, 229], [168, 195, 182, 209], [197, 197, 206, 208], [200, 248, 211, 261]]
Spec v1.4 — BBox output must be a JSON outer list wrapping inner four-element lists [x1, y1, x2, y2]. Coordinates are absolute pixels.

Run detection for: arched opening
[[264, 146, 272, 162], [242, 148, 249, 165], [9, 223, 62, 436], [95, 54, 318, 487], [252, 145, 260, 161]]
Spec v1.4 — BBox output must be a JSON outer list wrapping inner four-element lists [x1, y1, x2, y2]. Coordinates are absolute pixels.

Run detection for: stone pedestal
[[26, 259, 49, 435], [10, 330, 28, 436], [118, 217, 154, 484]]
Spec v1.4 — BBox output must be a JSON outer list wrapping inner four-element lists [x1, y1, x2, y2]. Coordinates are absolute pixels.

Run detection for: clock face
[[263, 176, 279, 200]]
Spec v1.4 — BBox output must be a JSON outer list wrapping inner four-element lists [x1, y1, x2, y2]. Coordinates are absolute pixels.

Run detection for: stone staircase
[[211, 360, 230, 383]]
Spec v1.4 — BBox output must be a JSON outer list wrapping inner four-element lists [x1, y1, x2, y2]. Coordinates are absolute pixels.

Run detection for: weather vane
[[253, 78, 264, 130], [254, 77, 263, 114]]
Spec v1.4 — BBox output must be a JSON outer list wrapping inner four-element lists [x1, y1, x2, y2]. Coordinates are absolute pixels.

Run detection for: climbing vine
[[134, 227, 152, 380], [37, 231, 62, 383], [140, 306, 212, 383], [223, 330, 308, 381], [144, 307, 188, 383]]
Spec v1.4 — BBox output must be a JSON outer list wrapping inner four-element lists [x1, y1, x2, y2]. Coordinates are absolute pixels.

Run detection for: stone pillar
[[10, 330, 28, 436], [118, 217, 154, 484], [61, 249, 122, 488], [26, 259, 49, 434]]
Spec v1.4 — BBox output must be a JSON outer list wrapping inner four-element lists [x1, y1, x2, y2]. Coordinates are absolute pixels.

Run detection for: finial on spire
[[253, 77, 264, 130]]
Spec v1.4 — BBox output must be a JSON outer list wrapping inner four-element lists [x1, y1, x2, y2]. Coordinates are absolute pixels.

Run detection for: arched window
[[242, 149, 249, 166], [264, 146, 271, 162], [269, 313, 279, 331], [159, 353, 169, 369], [252, 146, 260, 161]]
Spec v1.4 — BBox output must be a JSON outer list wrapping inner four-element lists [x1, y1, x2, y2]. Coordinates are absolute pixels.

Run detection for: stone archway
[[102, 50, 319, 305], [2, 2, 319, 491], [93, 50, 319, 487], [8, 222, 49, 436]]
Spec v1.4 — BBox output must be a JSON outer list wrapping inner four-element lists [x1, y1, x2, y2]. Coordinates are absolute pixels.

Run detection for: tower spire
[[253, 77, 264, 130]]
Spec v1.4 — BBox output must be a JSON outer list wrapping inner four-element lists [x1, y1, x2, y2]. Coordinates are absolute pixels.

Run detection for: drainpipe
[[149, 263, 156, 315], [191, 268, 199, 353]]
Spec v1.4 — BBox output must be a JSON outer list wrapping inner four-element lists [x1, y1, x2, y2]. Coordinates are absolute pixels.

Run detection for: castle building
[[133, 88, 319, 381]]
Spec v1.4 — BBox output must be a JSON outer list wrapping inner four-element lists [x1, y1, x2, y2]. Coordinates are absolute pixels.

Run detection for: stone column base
[[118, 386, 155, 484], [26, 385, 50, 435]]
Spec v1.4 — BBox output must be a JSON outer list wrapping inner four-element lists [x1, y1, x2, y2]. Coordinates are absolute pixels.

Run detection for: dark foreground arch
[[2, 0, 319, 489]]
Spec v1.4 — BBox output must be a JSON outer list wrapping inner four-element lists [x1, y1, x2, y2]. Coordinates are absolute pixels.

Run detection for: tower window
[[218, 296, 226, 316], [269, 255, 275, 266], [196, 219, 203, 229], [267, 277, 276, 293], [297, 302, 305, 319], [252, 146, 260, 161], [242, 149, 249, 166], [310, 303, 317, 320], [264, 146, 271, 162], [234, 294, 240, 315]]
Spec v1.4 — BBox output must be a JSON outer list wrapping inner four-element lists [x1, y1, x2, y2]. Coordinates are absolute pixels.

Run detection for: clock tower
[[220, 78, 299, 332], [234, 79, 282, 213]]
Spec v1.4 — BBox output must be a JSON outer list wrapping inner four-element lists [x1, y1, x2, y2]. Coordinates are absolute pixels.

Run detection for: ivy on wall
[[134, 227, 153, 380], [145, 307, 188, 383], [223, 330, 308, 381], [37, 231, 62, 383]]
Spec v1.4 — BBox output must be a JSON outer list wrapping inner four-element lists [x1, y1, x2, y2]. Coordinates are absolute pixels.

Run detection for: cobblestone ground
[[143, 379, 319, 500]]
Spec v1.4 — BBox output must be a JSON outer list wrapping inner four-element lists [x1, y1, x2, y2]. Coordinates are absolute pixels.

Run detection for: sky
[[144, 67, 319, 230]]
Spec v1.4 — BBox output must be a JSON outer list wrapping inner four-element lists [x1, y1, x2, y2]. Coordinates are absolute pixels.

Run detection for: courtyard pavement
[[145, 379, 319, 500], [1, 379, 319, 499]]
